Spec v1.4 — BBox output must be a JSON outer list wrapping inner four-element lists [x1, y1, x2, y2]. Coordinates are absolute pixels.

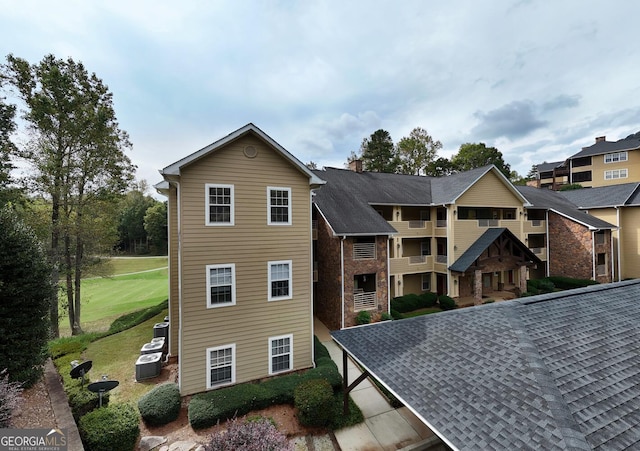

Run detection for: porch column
[[519, 266, 527, 294], [474, 270, 482, 306]]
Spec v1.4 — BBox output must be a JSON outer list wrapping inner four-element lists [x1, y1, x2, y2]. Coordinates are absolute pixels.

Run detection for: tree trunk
[[65, 234, 79, 335], [49, 187, 61, 338], [73, 202, 84, 335]]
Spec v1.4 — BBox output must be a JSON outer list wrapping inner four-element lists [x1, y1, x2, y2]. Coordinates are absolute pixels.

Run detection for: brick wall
[[314, 214, 343, 330], [342, 236, 389, 327], [548, 212, 611, 282]]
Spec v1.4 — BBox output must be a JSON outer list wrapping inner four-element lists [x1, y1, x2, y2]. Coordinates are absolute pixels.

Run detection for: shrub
[[68, 386, 109, 421], [547, 276, 598, 290], [138, 383, 181, 426], [0, 369, 23, 428], [538, 279, 555, 293], [355, 310, 371, 325], [0, 206, 54, 387], [380, 312, 393, 321], [79, 404, 139, 451], [294, 379, 334, 427], [108, 300, 168, 335], [390, 309, 405, 320], [204, 417, 293, 451], [420, 292, 438, 307], [438, 295, 456, 311], [391, 293, 422, 313]]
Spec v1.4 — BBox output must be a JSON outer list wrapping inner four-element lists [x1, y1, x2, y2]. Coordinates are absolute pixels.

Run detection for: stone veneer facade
[[548, 212, 612, 283], [314, 214, 389, 329]]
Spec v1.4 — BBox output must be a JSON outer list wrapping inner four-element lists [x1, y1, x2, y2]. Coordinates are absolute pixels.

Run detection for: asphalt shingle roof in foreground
[[331, 280, 640, 451]]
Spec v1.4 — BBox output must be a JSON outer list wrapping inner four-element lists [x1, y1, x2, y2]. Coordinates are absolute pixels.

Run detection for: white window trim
[[206, 264, 236, 308], [422, 273, 431, 291], [206, 343, 235, 389], [604, 168, 628, 180], [205, 183, 234, 226], [268, 334, 293, 375], [268, 260, 293, 301], [267, 186, 292, 226], [604, 151, 628, 164]]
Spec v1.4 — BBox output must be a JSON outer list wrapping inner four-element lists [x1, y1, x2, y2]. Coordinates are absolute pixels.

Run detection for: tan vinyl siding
[[168, 185, 180, 357], [620, 206, 640, 279], [574, 149, 640, 187], [177, 136, 313, 395], [456, 171, 524, 207], [452, 220, 523, 261]]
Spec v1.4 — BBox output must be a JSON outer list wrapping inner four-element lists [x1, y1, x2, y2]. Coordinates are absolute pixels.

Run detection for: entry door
[[436, 274, 447, 295], [483, 274, 492, 288]]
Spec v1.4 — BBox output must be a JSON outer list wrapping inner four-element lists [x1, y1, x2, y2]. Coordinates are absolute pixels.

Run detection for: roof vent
[[244, 145, 258, 158], [136, 352, 162, 381]]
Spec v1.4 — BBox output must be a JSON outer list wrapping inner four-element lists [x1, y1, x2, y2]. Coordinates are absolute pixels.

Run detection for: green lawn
[[59, 257, 168, 336], [82, 310, 168, 403]]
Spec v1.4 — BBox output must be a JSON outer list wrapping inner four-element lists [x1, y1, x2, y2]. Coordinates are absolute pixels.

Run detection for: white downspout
[[545, 210, 550, 276], [387, 237, 391, 315], [309, 192, 315, 366], [616, 206, 622, 282], [591, 230, 596, 280], [340, 236, 345, 330], [176, 180, 183, 393]]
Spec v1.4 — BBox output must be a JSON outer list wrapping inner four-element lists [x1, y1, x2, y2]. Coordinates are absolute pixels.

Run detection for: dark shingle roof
[[560, 183, 640, 208], [331, 280, 640, 451], [517, 186, 615, 230], [570, 137, 640, 159], [536, 161, 566, 172], [312, 165, 526, 235], [449, 227, 541, 273]]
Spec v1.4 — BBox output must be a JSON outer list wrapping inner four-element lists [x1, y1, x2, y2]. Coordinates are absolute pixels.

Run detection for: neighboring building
[[332, 279, 640, 450], [312, 164, 546, 329], [516, 186, 615, 284], [560, 183, 640, 280], [311, 163, 618, 329], [156, 124, 325, 395], [566, 135, 640, 188], [532, 160, 569, 190]]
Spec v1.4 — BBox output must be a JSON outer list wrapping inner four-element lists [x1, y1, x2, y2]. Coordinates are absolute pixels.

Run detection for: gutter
[[616, 206, 622, 282], [341, 236, 345, 330]]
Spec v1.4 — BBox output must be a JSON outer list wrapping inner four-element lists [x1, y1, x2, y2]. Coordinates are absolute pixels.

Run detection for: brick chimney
[[595, 136, 606, 143], [349, 159, 363, 173]]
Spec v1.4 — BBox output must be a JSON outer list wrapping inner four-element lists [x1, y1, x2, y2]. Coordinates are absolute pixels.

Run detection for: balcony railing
[[597, 264, 606, 276], [353, 243, 376, 260], [409, 255, 427, 264], [531, 220, 541, 227], [436, 219, 447, 228], [436, 254, 447, 264], [478, 219, 499, 227], [354, 291, 377, 311], [408, 220, 426, 229]]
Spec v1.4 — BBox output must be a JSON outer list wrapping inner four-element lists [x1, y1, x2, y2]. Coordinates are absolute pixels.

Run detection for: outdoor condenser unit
[[140, 341, 164, 355], [151, 336, 166, 353], [153, 322, 169, 339], [135, 352, 162, 381]]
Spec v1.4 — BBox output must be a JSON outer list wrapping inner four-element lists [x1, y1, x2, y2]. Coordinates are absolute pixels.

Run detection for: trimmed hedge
[[79, 404, 139, 451], [138, 383, 181, 426], [355, 310, 371, 325], [391, 292, 438, 313], [546, 276, 598, 290], [294, 379, 334, 427], [438, 295, 456, 311], [188, 338, 343, 429], [68, 386, 109, 421]]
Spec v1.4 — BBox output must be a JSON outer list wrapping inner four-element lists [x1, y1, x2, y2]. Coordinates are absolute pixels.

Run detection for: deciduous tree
[[451, 142, 511, 178], [396, 127, 442, 175], [144, 201, 168, 255], [3, 54, 134, 336]]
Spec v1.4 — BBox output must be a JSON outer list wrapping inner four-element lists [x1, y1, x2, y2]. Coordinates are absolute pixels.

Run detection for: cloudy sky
[[2, 0, 639, 187]]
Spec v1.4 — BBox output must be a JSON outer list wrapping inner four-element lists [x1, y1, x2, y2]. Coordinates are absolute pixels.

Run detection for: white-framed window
[[206, 264, 236, 308], [604, 152, 628, 163], [206, 184, 234, 226], [604, 168, 628, 180], [206, 344, 235, 388], [267, 187, 291, 225], [269, 334, 293, 374], [422, 273, 431, 291], [268, 260, 292, 301]]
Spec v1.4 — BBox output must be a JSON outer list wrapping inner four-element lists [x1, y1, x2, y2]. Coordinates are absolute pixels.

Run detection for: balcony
[[354, 290, 377, 311], [353, 242, 376, 260], [528, 247, 547, 261], [389, 220, 433, 237], [523, 220, 546, 233], [390, 255, 433, 275], [436, 219, 447, 228], [436, 254, 447, 264]]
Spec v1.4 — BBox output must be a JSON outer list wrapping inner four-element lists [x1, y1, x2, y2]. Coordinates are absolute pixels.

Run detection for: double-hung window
[[206, 264, 236, 308], [206, 344, 235, 388], [268, 260, 292, 301], [604, 169, 628, 180], [267, 187, 291, 225], [206, 184, 234, 225], [269, 334, 293, 374], [604, 152, 628, 163]]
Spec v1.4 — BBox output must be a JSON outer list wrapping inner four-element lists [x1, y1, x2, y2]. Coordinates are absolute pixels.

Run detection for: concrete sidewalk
[[314, 318, 441, 451]]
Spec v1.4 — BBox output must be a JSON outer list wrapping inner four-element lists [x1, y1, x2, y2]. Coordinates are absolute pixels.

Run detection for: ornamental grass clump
[[204, 417, 293, 451], [0, 369, 23, 428]]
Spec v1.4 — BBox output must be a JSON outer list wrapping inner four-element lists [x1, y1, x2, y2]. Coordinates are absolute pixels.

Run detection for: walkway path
[[314, 318, 441, 451]]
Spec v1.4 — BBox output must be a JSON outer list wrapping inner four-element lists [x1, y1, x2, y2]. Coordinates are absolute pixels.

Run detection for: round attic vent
[[244, 145, 258, 158]]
